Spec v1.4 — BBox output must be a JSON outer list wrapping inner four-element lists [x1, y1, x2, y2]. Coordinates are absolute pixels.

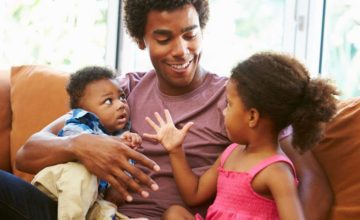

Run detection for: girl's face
[[223, 80, 250, 144], [79, 79, 130, 134]]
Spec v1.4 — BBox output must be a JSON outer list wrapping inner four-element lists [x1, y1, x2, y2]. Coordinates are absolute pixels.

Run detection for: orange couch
[[0, 65, 360, 219]]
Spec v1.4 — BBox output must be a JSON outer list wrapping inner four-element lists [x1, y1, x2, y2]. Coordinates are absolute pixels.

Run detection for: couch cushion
[[0, 69, 12, 172], [10, 65, 70, 181], [313, 98, 360, 220]]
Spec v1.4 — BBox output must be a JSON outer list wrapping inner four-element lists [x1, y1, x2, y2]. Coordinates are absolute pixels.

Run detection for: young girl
[[143, 52, 338, 219]]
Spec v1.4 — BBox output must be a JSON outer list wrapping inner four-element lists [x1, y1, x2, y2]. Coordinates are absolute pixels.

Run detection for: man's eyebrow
[[153, 29, 171, 36], [152, 25, 199, 35], [182, 25, 198, 32]]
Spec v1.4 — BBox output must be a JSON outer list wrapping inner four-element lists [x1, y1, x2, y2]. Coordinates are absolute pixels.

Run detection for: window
[[0, 0, 118, 72], [320, 0, 360, 98], [1, 0, 358, 98]]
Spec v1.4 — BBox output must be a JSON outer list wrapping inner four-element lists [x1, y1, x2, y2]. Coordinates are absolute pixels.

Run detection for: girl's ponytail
[[291, 78, 339, 152]]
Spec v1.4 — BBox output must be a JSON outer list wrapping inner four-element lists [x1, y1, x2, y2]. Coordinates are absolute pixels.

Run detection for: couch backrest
[[0, 70, 12, 172], [313, 98, 360, 219]]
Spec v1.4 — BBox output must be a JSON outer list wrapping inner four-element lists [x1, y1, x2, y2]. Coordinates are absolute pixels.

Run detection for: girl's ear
[[248, 108, 260, 128], [137, 39, 146, 50]]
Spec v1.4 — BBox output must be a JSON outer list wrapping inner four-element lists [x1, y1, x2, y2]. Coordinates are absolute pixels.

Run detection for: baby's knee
[[162, 205, 194, 220]]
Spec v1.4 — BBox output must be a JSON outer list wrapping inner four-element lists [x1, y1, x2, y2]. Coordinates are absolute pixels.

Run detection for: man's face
[[142, 4, 203, 95], [79, 79, 130, 134]]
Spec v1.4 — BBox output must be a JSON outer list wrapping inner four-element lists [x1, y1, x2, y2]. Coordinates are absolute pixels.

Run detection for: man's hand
[[104, 185, 126, 206], [71, 133, 160, 202]]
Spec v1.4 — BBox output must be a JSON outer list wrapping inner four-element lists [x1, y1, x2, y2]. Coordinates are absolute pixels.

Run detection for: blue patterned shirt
[[58, 108, 133, 198], [58, 108, 129, 137]]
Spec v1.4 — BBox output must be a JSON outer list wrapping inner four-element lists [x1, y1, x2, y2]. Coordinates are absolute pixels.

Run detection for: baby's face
[[79, 79, 130, 134]]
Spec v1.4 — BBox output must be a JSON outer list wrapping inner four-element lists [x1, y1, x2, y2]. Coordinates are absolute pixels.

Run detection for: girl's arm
[[144, 109, 219, 206], [265, 163, 305, 220], [169, 150, 219, 206]]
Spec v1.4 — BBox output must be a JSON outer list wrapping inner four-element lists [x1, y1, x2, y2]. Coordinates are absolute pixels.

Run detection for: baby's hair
[[124, 0, 209, 42], [230, 52, 339, 152], [67, 66, 116, 109]]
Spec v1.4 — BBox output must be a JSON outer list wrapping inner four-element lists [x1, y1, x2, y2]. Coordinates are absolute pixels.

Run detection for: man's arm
[[16, 114, 160, 202], [280, 136, 333, 220], [16, 114, 74, 173]]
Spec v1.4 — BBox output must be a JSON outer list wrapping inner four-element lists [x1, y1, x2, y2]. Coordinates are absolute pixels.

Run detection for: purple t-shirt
[[117, 70, 231, 219]]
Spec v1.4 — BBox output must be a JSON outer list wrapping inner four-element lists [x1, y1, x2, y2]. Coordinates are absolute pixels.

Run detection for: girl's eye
[[104, 99, 112, 105]]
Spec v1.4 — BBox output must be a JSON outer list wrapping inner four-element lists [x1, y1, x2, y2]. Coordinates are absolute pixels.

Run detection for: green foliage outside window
[[0, 0, 109, 71]]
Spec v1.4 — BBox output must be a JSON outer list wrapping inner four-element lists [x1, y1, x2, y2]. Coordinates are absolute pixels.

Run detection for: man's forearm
[[16, 132, 76, 174]]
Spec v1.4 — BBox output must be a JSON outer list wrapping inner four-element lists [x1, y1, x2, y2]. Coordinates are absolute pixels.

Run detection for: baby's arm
[[266, 163, 305, 220], [144, 109, 218, 206]]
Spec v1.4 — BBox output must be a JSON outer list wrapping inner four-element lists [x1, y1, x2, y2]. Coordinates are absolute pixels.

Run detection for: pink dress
[[196, 143, 298, 220]]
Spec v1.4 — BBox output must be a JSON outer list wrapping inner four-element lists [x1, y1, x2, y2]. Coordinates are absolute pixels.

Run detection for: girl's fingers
[[145, 117, 159, 131], [164, 109, 174, 123], [182, 121, 194, 133], [154, 112, 165, 125], [143, 133, 158, 141]]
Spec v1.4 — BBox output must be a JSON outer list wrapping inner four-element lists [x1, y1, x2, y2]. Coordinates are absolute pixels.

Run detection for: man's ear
[[137, 39, 146, 50], [248, 108, 260, 128]]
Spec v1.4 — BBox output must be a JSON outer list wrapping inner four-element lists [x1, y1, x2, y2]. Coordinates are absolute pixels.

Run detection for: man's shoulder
[[117, 70, 156, 95], [204, 70, 228, 85], [200, 71, 228, 95], [117, 70, 155, 82]]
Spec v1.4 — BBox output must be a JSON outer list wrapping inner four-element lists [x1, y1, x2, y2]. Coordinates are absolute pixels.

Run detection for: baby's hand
[[143, 109, 193, 153], [120, 131, 142, 149]]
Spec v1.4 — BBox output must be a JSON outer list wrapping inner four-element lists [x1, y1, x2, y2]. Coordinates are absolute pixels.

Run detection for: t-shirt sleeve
[[117, 72, 147, 97]]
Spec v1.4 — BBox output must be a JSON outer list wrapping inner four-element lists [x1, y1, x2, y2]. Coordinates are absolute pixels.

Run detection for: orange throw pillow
[[10, 65, 70, 181]]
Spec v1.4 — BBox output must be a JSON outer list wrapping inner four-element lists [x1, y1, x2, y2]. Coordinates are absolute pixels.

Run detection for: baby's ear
[[137, 39, 146, 50]]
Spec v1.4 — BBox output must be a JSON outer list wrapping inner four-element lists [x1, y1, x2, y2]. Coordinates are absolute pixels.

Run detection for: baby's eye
[[104, 98, 112, 105], [119, 94, 127, 102]]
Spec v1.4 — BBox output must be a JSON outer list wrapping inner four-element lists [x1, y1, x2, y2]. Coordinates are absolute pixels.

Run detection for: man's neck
[[157, 67, 206, 96]]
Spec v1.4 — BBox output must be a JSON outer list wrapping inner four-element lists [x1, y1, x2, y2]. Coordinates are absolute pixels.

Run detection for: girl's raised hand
[[143, 109, 193, 153]]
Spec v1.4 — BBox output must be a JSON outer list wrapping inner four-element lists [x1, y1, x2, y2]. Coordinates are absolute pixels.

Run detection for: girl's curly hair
[[230, 52, 339, 152]]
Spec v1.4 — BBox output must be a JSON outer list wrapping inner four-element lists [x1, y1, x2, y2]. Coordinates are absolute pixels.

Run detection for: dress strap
[[220, 143, 238, 167], [247, 155, 298, 182]]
